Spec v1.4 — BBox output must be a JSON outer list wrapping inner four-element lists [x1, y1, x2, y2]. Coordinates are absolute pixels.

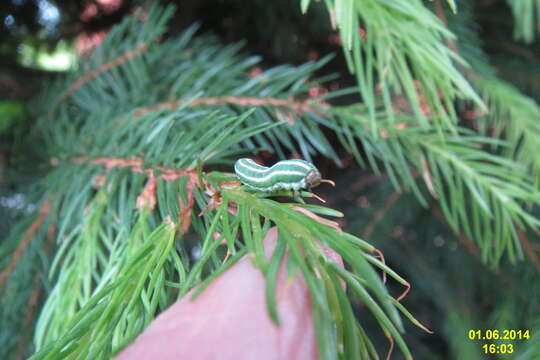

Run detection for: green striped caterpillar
[[234, 158, 334, 192]]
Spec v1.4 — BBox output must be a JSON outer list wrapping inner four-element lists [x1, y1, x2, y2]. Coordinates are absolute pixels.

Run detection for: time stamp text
[[468, 329, 531, 355]]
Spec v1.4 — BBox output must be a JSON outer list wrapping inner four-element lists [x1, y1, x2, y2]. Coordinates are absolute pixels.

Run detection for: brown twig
[[132, 96, 322, 118], [429, 202, 540, 312], [516, 227, 540, 274], [73, 156, 198, 183], [400, 211, 540, 315], [59, 43, 150, 102], [0, 201, 50, 286], [498, 70, 540, 88], [15, 276, 41, 360], [75, 156, 201, 234], [430, 203, 481, 257], [178, 177, 197, 235], [431, 204, 540, 298], [136, 173, 157, 211], [384, 332, 395, 360], [396, 280, 411, 303], [371, 247, 388, 284], [349, 173, 384, 193], [13, 217, 56, 359], [362, 190, 403, 239], [433, 0, 458, 53]]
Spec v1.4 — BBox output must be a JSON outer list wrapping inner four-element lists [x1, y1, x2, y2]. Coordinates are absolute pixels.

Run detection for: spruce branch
[[25, 161, 426, 360], [0, 202, 55, 359], [31, 215, 179, 359], [214, 184, 425, 359], [0, 201, 49, 286], [334, 106, 540, 264], [301, 0, 483, 129], [4, 3, 539, 360], [473, 77, 540, 186], [432, 0, 540, 187], [393, 221, 540, 359], [36, 0, 537, 268], [59, 43, 150, 102]]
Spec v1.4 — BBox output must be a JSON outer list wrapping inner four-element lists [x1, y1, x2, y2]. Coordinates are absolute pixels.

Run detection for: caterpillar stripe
[[234, 158, 322, 192]]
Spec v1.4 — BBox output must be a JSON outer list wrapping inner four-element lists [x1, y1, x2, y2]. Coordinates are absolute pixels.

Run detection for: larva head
[[305, 169, 322, 188]]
